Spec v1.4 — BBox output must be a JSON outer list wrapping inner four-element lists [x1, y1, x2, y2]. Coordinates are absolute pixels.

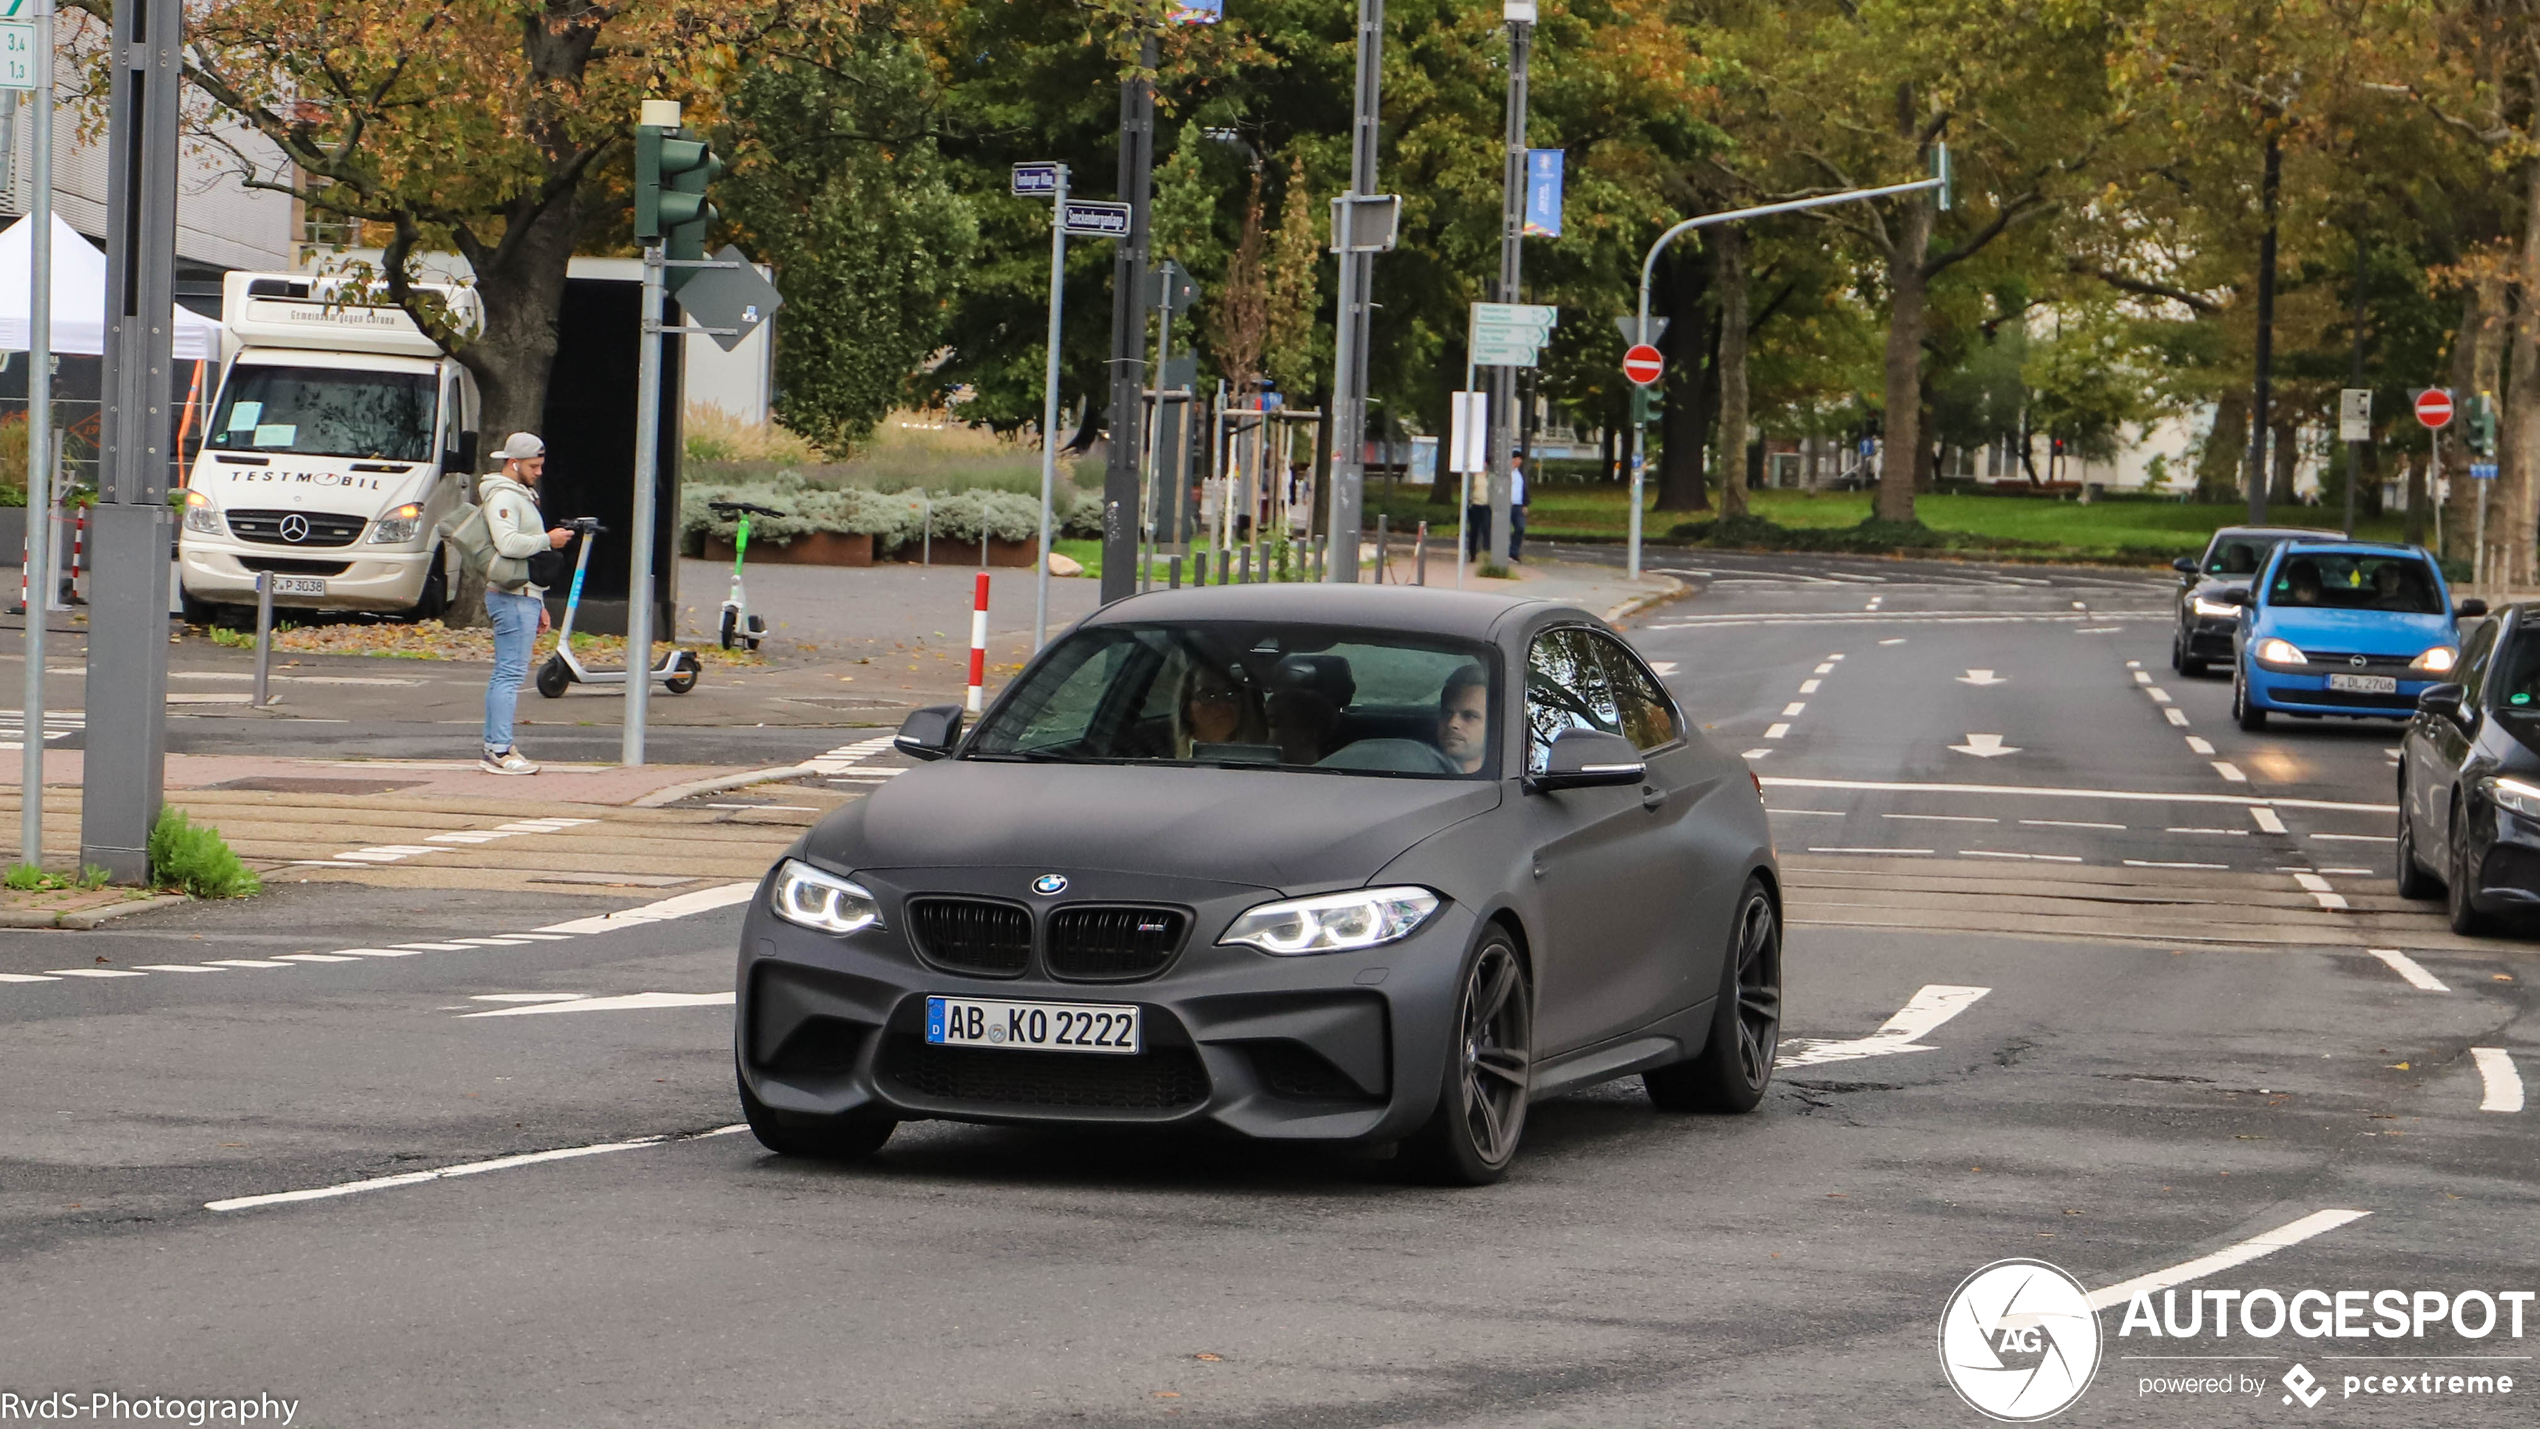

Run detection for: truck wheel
[[535, 653, 572, 699], [179, 591, 222, 628]]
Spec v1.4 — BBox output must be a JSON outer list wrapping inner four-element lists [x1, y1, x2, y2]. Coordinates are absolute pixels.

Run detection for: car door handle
[[1641, 784, 1668, 811]]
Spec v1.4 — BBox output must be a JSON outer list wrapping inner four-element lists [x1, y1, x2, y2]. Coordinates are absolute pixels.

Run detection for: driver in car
[[1437, 664, 1490, 775]]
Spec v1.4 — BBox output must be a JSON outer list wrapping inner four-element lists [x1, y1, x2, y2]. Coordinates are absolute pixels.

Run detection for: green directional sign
[[0, 10, 36, 92], [1469, 302, 1558, 368]]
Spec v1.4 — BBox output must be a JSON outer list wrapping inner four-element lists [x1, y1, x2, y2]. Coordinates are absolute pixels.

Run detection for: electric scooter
[[708, 499, 780, 650], [534, 517, 701, 698]]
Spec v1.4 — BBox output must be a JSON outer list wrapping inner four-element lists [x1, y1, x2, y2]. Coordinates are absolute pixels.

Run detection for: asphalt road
[[3, 551, 2533, 1427]]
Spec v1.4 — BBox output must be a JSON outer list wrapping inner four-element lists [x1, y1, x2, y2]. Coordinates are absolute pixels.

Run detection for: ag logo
[[1030, 873, 1068, 896], [1938, 1259, 2102, 1421]]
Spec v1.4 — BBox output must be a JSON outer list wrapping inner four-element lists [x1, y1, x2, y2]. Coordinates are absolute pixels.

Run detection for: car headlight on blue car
[[1219, 886, 1440, 955], [771, 859, 882, 935], [2487, 777, 2540, 821], [2410, 646, 2458, 674], [2255, 638, 2306, 665]]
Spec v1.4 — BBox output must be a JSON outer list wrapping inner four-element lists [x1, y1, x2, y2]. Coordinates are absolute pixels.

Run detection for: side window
[[2459, 618, 2500, 705], [1589, 632, 1681, 751], [1525, 627, 1622, 774], [1007, 641, 1137, 752]]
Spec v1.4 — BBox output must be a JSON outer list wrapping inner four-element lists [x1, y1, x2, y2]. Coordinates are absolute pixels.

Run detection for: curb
[[631, 763, 821, 808], [1603, 574, 1689, 627], [0, 893, 192, 931]]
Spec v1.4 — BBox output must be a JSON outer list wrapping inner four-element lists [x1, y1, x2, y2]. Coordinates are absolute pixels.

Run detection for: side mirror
[[447, 430, 480, 474], [894, 704, 965, 761], [2218, 588, 2250, 607], [2456, 598, 2489, 620], [2171, 556, 2198, 575], [1527, 728, 1645, 793], [2417, 684, 2465, 720]]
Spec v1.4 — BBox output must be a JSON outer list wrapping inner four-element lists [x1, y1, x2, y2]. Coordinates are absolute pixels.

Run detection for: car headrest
[[1274, 654, 1357, 708]]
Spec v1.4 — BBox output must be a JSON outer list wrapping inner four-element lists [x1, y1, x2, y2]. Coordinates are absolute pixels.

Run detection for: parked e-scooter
[[709, 499, 781, 651], [534, 517, 701, 698]]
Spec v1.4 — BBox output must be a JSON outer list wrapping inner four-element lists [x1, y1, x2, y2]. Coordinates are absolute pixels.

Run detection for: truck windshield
[[205, 366, 436, 462]]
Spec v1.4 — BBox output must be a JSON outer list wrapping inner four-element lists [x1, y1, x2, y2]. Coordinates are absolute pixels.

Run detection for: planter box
[[708, 531, 873, 567], [885, 536, 1040, 568]]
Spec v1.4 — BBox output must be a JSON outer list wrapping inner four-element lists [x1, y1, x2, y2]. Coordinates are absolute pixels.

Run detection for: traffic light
[[634, 122, 723, 289], [2469, 391, 2499, 458]]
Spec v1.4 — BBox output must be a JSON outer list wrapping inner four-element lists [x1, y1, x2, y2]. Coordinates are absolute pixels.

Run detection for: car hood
[[2256, 607, 2456, 656], [808, 761, 1502, 890]]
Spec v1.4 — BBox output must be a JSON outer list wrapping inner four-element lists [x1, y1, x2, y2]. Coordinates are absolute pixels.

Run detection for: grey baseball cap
[[496, 432, 546, 461]]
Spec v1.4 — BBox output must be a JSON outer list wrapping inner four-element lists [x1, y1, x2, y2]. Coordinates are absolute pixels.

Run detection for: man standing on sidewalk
[[477, 433, 571, 775], [1508, 456, 1529, 563]]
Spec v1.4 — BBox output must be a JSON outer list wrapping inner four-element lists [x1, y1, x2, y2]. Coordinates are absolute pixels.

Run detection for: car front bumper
[[2245, 664, 2436, 719], [735, 864, 1480, 1143], [178, 534, 432, 612], [2183, 617, 2237, 659]]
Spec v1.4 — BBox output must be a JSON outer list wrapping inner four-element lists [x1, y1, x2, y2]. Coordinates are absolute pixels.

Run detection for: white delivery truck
[[176, 272, 482, 622]]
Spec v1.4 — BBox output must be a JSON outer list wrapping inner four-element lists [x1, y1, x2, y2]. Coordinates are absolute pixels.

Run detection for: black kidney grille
[[226, 510, 366, 547], [880, 1036, 1208, 1110], [1046, 906, 1186, 980], [907, 898, 1031, 976]]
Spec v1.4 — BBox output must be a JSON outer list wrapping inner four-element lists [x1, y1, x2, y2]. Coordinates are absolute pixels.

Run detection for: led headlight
[[2191, 596, 2240, 619], [2487, 777, 2540, 821], [368, 502, 424, 543], [2255, 638, 2307, 665], [181, 488, 222, 535], [1219, 886, 1441, 955], [2410, 646, 2459, 674], [770, 858, 881, 935]]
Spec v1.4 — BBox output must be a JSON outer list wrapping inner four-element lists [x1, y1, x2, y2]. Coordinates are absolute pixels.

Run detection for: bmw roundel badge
[[1031, 873, 1069, 896]]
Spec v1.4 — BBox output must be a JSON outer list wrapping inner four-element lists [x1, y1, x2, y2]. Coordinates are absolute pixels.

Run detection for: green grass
[[1365, 483, 2414, 563]]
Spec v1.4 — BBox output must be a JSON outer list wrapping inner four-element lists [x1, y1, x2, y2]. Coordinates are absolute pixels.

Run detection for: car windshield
[[965, 622, 1500, 779], [205, 366, 437, 462], [2263, 553, 2443, 614], [2206, 537, 2285, 577], [2493, 629, 2540, 713]]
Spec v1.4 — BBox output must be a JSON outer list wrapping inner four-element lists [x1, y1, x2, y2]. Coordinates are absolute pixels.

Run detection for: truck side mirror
[[448, 430, 479, 474]]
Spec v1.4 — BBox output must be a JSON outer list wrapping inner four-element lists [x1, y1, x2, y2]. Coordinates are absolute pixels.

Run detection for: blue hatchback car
[[2230, 541, 2484, 730]]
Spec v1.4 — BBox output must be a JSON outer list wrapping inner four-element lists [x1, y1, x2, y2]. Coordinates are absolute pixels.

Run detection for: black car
[[733, 586, 1781, 1184], [2171, 524, 2343, 676], [2397, 601, 2540, 933]]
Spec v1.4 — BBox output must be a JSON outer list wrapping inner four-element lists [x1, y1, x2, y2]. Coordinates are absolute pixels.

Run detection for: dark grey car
[[2398, 601, 2540, 934], [733, 585, 1782, 1184], [2171, 524, 2343, 676]]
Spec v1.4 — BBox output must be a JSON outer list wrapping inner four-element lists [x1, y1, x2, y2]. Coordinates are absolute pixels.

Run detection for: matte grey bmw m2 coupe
[[734, 585, 1780, 1183]]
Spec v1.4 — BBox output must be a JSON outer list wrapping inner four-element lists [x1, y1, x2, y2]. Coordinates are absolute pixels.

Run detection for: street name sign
[[1062, 200, 1133, 238], [1011, 163, 1061, 198]]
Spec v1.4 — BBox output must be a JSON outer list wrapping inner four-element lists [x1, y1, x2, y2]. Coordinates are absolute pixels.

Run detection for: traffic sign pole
[[1033, 164, 1069, 650], [17, 0, 48, 866]]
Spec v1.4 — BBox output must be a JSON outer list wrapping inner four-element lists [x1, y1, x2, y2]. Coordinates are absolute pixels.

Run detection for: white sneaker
[[480, 747, 540, 775]]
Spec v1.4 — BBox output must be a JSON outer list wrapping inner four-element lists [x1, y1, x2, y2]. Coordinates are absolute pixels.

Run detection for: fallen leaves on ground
[[202, 621, 766, 667]]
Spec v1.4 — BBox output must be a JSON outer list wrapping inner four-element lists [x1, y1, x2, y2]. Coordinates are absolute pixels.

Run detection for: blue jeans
[[483, 589, 541, 751]]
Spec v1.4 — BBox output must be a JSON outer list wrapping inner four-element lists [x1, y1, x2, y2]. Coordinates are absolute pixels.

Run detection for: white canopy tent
[[0, 213, 223, 360]]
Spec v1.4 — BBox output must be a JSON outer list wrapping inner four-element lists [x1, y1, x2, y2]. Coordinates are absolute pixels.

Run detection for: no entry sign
[[1622, 344, 1664, 387], [2416, 388, 2455, 429]]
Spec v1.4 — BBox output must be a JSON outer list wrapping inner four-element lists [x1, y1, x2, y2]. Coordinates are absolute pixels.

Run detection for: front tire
[[2396, 785, 2442, 900], [1405, 933, 1532, 1186], [663, 650, 700, 695], [1647, 877, 1782, 1113], [2233, 666, 2267, 731], [401, 545, 449, 623], [739, 1077, 896, 1161], [535, 652, 572, 699], [2449, 816, 2492, 936]]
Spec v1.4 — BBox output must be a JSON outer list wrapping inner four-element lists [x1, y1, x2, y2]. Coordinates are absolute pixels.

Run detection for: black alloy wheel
[[2234, 666, 2267, 731], [2395, 781, 2442, 900], [1407, 933, 1532, 1186], [2449, 813, 2492, 936], [1647, 877, 1782, 1113], [739, 1076, 897, 1161]]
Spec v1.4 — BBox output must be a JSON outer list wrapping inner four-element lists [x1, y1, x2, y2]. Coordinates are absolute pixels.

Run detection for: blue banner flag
[[1523, 150, 1564, 238]]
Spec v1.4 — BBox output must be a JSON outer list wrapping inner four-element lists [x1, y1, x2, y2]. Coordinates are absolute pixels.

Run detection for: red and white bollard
[[966, 572, 990, 714], [67, 509, 83, 605]]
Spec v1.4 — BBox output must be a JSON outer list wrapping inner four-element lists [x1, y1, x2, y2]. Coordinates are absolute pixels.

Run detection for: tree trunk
[[1876, 200, 1935, 524], [438, 191, 584, 627], [2508, 154, 2540, 588], [2198, 390, 2248, 502], [1655, 247, 1714, 512], [2404, 448, 2428, 548], [2268, 419, 2298, 506], [1717, 228, 1751, 520]]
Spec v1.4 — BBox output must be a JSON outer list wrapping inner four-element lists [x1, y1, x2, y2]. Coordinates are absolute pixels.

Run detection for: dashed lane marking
[[2024, 819, 2125, 830], [1884, 813, 1996, 823], [2126, 859, 2228, 871], [1810, 846, 1933, 855], [294, 816, 600, 869], [43, 967, 145, 978], [460, 990, 736, 1018], [1765, 723, 1791, 740], [2083, 1210, 2372, 1312], [2165, 708, 2190, 726], [2367, 948, 2449, 992], [205, 1125, 752, 1213], [1799, 679, 1822, 694], [1767, 808, 1845, 817], [1960, 849, 2083, 862], [2311, 833, 2394, 843], [1757, 775, 2391, 814], [2250, 807, 2288, 834], [2293, 872, 2347, 910], [2473, 1049, 2525, 1113], [2186, 736, 2216, 755], [1783, 703, 1807, 717], [2212, 762, 2248, 782]]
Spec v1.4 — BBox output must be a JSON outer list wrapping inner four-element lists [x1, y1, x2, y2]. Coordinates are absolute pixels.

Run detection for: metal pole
[[622, 239, 665, 766], [1034, 165, 1067, 650], [1628, 389, 1646, 579], [2344, 230, 2367, 540], [1486, 15, 1529, 576], [19, 8, 52, 867], [1099, 37, 1156, 605], [81, 0, 178, 882], [1143, 291, 1173, 592], [2245, 133, 2281, 527], [252, 572, 273, 708], [1324, 0, 1384, 582]]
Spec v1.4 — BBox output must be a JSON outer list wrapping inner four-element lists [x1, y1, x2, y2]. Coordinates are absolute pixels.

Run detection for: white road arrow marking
[[1957, 669, 2007, 686], [462, 991, 736, 1018], [1776, 984, 1990, 1068], [2473, 1048, 2524, 1112], [1949, 733, 2020, 758]]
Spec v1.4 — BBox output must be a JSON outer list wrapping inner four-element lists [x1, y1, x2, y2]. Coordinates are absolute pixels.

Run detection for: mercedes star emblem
[[278, 513, 311, 543]]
